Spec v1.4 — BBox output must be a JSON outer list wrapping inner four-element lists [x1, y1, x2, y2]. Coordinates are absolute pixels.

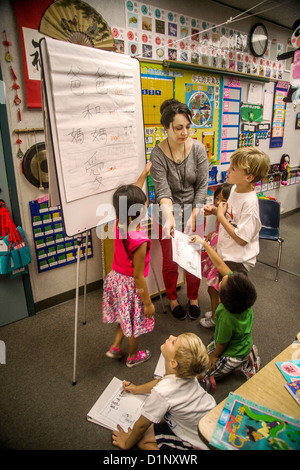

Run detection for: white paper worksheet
[[172, 230, 202, 278], [87, 377, 147, 431]]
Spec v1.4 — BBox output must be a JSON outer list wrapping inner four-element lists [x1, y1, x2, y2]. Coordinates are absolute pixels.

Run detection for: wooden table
[[199, 341, 300, 447]]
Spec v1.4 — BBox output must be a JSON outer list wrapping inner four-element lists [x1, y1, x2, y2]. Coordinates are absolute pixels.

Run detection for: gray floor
[[0, 209, 299, 450]]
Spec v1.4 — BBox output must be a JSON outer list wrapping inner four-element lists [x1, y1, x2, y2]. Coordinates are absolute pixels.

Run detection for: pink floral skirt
[[201, 252, 219, 291], [102, 270, 155, 338]]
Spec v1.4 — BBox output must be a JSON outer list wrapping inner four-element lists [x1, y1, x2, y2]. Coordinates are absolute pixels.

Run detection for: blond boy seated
[[112, 333, 216, 450]]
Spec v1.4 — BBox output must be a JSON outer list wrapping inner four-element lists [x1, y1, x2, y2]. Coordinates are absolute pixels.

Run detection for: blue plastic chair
[[258, 198, 284, 281]]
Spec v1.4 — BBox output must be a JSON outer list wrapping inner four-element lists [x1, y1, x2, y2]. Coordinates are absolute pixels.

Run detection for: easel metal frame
[[72, 232, 88, 386]]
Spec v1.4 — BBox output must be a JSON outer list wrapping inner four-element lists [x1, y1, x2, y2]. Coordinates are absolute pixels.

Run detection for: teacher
[[150, 99, 209, 320]]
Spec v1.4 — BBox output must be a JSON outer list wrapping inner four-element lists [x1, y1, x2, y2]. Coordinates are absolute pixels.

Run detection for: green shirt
[[214, 303, 253, 359]]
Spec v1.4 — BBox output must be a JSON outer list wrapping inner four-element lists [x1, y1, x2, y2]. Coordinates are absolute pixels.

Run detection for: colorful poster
[[241, 103, 263, 122], [185, 83, 215, 128]]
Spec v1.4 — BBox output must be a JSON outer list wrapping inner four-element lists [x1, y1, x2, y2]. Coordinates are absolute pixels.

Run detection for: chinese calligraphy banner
[[13, 0, 53, 108]]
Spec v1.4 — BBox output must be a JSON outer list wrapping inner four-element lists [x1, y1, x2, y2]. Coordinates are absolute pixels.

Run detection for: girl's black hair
[[113, 184, 147, 264], [220, 273, 257, 314], [113, 184, 147, 225], [160, 98, 192, 128], [214, 183, 233, 201]]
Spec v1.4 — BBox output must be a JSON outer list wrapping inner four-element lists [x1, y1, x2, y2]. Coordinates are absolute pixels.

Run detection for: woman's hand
[[162, 211, 175, 239], [184, 214, 194, 235]]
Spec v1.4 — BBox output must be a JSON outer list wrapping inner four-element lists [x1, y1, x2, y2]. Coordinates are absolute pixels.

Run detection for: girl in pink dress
[[200, 183, 232, 328], [102, 163, 155, 368]]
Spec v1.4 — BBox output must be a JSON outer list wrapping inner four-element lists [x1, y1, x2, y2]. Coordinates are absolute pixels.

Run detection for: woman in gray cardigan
[[150, 99, 209, 320]]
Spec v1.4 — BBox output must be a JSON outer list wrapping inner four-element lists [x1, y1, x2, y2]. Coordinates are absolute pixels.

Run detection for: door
[[0, 71, 34, 326]]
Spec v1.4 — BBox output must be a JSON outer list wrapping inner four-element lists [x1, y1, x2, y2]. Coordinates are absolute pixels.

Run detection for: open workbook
[[87, 377, 147, 431]]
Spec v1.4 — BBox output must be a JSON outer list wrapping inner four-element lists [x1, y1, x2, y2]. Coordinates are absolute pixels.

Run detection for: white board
[[40, 37, 146, 236]]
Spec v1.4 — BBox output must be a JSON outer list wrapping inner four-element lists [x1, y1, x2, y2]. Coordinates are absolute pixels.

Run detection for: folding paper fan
[[39, 0, 115, 51]]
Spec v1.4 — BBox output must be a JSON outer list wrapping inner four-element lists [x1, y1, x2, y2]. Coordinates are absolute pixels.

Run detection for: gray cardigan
[[150, 139, 209, 208]]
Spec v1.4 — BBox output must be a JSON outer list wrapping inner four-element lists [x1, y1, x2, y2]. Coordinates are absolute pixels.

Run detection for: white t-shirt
[[217, 186, 261, 270], [141, 374, 216, 449]]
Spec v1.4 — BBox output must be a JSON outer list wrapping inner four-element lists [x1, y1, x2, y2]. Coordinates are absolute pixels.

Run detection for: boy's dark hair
[[113, 184, 147, 224], [214, 183, 232, 201], [160, 98, 192, 128], [220, 273, 257, 314]]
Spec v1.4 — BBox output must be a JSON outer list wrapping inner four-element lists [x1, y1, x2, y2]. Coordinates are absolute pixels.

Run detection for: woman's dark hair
[[113, 184, 147, 225], [220, 273, 257, 314], [160, 98, 192, 128], [214, 183, 232, 201]]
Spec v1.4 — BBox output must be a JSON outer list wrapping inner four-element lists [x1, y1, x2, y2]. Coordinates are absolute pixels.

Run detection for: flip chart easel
[[40, 37, 146, 385]]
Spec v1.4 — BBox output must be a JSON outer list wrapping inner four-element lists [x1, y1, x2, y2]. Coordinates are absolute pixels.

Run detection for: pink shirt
[[111, 223, 151, 277]]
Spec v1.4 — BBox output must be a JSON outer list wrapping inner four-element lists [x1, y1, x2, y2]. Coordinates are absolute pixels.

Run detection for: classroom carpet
[[0, 209, 299, 451]]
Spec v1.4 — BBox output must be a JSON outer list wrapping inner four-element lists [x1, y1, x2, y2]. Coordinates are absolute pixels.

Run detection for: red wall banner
[[13, 0, 53, 108]]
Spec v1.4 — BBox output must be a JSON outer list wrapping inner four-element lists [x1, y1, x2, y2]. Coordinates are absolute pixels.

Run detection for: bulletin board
[[40, 37, 147, 237], [142, 58, 297, 206], [141, 61, 222, 167]]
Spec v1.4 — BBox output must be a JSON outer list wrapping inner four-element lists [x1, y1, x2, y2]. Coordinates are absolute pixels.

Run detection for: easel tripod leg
[[72, 238, 81, 385], [83, 230, 88, 325]]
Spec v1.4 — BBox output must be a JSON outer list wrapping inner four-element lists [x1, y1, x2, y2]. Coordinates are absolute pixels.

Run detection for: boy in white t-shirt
[[111, 333, 216, 450], [202, 147, 270, 327]]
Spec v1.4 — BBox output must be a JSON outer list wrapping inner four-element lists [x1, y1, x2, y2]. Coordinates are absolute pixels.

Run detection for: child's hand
[[206, 231, 214, 242], [189, 235, 205, 245], [123, 381, 138, 394], [203, 204, 217, 216], [217, 201, 227, 217], [144, 301, 155, 318], [144, 161, 152, 174], [208, 354, 219, 372], [112, 424, 132, 450]]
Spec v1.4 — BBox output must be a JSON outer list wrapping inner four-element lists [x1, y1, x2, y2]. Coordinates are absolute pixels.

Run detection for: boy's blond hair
[[175, 333, 209, 379], [230, 147, 270, 183]]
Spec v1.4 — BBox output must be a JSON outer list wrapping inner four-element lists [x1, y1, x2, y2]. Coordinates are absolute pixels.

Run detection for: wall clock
[[249, 23, 268, 57]]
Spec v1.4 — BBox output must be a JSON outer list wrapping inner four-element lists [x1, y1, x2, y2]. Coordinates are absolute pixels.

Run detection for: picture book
[[209, 393, 300, 450], [276, 359, 300, 383], [285, 380, 300, 406], [87, 377, 147, 431]]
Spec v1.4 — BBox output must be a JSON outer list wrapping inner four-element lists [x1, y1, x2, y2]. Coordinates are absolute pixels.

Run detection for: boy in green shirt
[[190, 235, 260, 384]]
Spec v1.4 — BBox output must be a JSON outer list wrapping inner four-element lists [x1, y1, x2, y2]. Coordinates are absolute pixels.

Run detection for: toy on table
[[280, 154, 290, 186]]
